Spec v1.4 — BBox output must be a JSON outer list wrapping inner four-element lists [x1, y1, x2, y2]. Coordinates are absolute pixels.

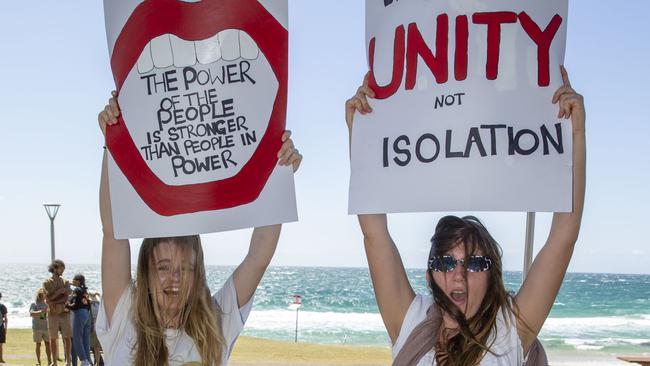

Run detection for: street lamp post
[[44, 204, 61, 262]]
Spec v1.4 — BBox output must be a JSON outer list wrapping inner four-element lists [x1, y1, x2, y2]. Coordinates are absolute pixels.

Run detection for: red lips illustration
[[107, 0, 287, 216]]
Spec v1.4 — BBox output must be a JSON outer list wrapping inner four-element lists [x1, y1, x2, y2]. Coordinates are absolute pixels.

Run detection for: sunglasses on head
[[428, 255, 492, 273]]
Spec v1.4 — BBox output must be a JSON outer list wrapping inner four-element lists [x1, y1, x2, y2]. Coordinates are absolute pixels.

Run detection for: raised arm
[[514, 66, 586, 352], [98, 91, 132, 324], [232, 130, 302, 307], [346, 75, 415, 343]]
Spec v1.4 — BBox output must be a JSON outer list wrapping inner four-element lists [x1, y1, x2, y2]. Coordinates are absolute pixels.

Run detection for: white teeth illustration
[[150, 34, 174, 69], [219, 29, 241, 61], [137, 29, 260, 74], [239, 31, 259, 60], [170, 35, 197, 67], [137, 42, 154, 74], [195, 33, 222, 65]]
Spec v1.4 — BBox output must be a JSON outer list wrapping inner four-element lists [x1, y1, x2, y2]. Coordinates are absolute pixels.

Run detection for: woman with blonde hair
[[346, 66, 585, 366], [30, 288, 52, 366], [96, 92, 302, 366]]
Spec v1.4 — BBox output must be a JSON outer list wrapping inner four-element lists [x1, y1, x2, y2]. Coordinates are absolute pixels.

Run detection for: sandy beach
[[1, 329, 391, 366], [2, 329, 644, 366]]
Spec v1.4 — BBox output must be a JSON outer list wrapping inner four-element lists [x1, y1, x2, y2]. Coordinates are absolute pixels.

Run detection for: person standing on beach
[[30, 288, 53, 366], [87, 293, 102, 366], [346, 67, 585, 365], [68, 309, 77, 366], [96, 93, 303, 366], [0, 292, 7, 363], [66, 274, 92, 366], [43, 260, 72, 366]]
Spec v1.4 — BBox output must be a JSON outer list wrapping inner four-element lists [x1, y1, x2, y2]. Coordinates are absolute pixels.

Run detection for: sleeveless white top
[[392, 295, 525, 366]]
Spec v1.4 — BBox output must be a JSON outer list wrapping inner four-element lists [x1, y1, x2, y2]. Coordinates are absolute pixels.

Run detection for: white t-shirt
[[96, 276, 252, 366], [392, 295, 524, 366]]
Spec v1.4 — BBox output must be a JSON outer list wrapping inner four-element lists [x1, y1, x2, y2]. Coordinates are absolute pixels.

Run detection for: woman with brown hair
[[345, 66, 585, 366], [96, 92, 302, 366]]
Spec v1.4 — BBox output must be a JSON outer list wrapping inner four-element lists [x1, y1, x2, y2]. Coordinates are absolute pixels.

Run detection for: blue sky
[[0, 1, 648, 274]]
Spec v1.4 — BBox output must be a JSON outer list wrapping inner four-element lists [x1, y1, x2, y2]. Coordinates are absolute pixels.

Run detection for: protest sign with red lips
[[104, 0, 296, 238]]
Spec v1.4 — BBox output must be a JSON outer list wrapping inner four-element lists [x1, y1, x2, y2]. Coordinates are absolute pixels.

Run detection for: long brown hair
[[427, 216, 513, 366], [394, 216, 531, 366], [132, 236, 225, 366]]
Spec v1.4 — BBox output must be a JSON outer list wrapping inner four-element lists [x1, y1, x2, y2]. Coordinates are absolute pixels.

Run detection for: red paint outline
[[107, 0, 287, 216]]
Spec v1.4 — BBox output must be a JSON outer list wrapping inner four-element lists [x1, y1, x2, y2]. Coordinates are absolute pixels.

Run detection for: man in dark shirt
[[0, 292, 8, 363]]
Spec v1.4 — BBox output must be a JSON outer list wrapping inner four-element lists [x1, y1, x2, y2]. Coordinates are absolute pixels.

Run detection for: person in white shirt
[[96, 92, 302, 366], [345, 66, 586, 366]]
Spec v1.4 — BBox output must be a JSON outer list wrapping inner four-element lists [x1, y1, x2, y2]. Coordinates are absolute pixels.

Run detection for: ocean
[[1, 264, 648, 356]]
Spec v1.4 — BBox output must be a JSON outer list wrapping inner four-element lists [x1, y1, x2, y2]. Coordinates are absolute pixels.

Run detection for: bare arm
[[232, 130, 302, 307], [514, 66, 586, 352], [360, 214, 415, 343], [232, 225, 281, 307], [30, 309, 44, 317], [45, 286, 69, 304], [99, 92, 132, 324], [346, 75, 415, 343]]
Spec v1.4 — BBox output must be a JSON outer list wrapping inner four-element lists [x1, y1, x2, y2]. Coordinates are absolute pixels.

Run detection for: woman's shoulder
[[410, 294, 434, 315], [392, 294, 434, 352]]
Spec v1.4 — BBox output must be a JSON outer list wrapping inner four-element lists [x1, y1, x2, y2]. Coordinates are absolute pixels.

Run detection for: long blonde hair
[[132, 236, 225, 366]]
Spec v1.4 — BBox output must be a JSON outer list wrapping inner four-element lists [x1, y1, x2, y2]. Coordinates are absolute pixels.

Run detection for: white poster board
[[104, 0, 296, 239], [349, 0, 571, 214]]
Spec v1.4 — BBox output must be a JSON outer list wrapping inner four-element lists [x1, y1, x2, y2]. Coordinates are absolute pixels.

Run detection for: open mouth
[[449, 290, 467, 307], [163, 287, 181, 297], [120, 29, 278, 186], [106, 0, 288, 216]]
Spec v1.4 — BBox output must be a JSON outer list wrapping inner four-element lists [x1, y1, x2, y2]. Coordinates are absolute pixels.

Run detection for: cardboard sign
[[349, 0, 571, 214], [104, 0, 296, 238]]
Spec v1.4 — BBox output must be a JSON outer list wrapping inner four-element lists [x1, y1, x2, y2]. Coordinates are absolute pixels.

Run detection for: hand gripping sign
[[104, 0, 296, 239], [349, 0, 571, 214]]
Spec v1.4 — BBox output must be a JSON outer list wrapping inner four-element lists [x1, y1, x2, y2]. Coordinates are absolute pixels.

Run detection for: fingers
[[108, 97, 120, 118], [552, 85, 574, 104], [288, 149, 303, 173], [346, 72, 377, 129], [348, 85, 375, 115], [552, 70, 581, 119], [277, 138, 295, 161], [346, 97, 365, 118], [558, 92, 584, 120], [97, 106, 116, 135], [281, 130, 292, 142], [356, 86, 374, 114], [277, 142, 302, 171], [363, 71, 371, 86], [97, 92, 121, 136], [97, 111, 108, 135], [558, 93, 571, 119], [358, 85, 376, 98], [277, 132, 302, 171], [560, 65, 571, 88]]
